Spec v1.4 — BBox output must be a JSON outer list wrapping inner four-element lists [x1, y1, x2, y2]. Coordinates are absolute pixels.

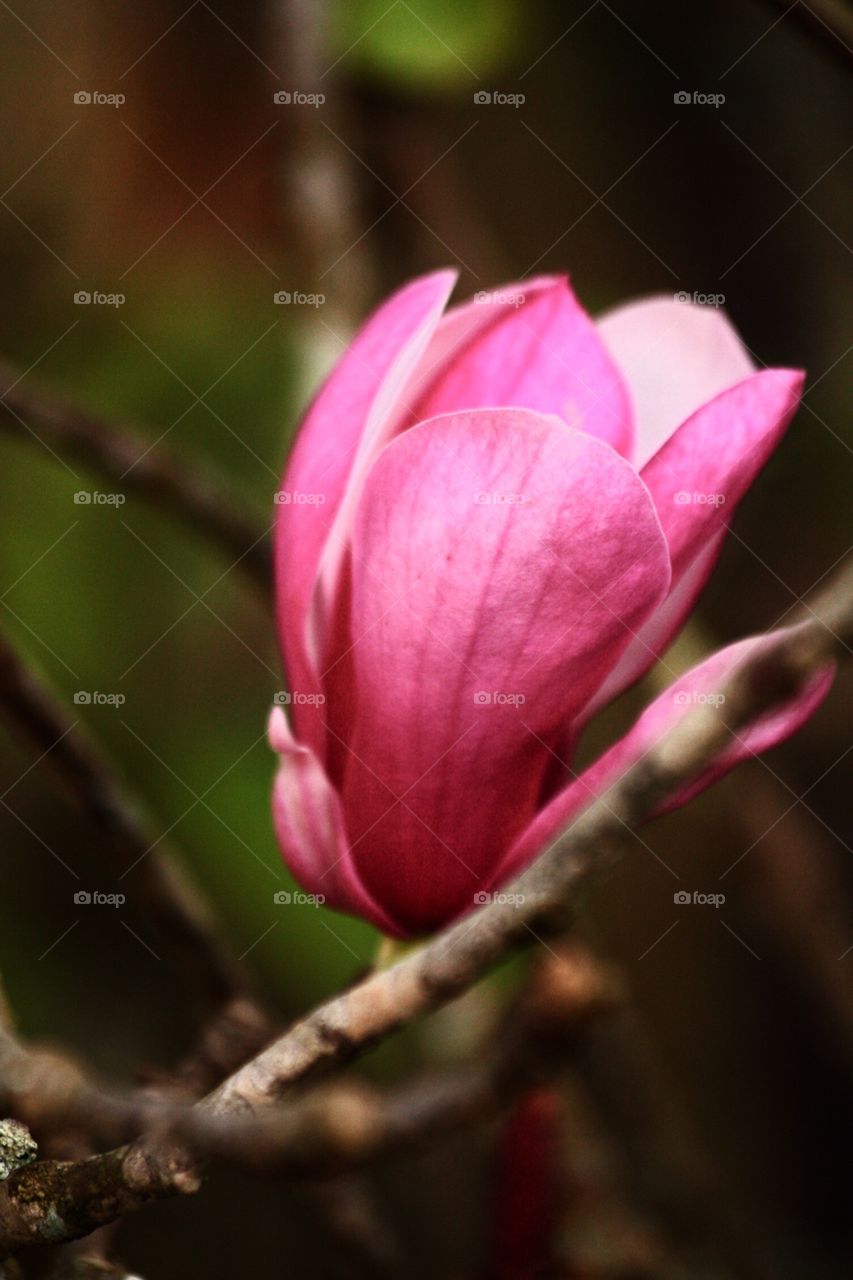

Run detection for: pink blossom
[[271, 272, 833, 937]]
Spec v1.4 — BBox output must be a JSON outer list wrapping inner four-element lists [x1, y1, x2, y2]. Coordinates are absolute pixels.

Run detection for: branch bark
[[1, 555, 850, 1257], [207, 559, 852, 1114], [0, 944, 616, 1255]]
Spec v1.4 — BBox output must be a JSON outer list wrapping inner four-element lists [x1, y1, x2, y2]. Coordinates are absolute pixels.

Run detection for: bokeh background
[[0, 1, 850, 1276]]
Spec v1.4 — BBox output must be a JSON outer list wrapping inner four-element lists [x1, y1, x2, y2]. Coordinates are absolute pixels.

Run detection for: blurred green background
[[0, 1, 850, 1276]]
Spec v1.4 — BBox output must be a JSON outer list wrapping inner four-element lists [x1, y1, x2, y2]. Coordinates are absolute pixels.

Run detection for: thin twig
[[0, 944, 616, 1254], [0, 557, 850, 1255], [206, 560, 852, 1114], [0, 363, 271, 592]]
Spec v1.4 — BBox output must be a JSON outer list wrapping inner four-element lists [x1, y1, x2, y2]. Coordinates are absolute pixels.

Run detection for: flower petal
[[582, 532, 724, 721], [410, 277, 633, 456], [401, 275, 564, 409], [275, 270, 456, 754], [597, 295, 754, 467], [268, 707, 397, 933], [498, 634, 834, 885], [338, 408, 670, 934], [642, 368, 803, 578], [580, 368, 803, 718]]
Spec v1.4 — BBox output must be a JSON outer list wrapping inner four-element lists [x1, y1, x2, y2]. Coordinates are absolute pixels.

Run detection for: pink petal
[[598, 294, 755, 468], [409, 277, 633, 457], [583, 306, 796, 716], [339, 408, 670, 935], [498, 634, 834, 885], [582, 532, 724, 721], [401, 275, 565, 409], [581, 368, 803, 719], [275, 270, 456, 754], [642, 368, 804, 579], [268, 708, 397, 934]]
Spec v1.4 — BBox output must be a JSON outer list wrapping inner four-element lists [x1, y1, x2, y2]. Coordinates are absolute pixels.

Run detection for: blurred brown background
[[0, 1, 850, 1276]]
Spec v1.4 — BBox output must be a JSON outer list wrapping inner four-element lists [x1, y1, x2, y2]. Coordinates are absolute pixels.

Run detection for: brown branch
[[0, 1149, 164, 1258], [207, 558, 853, 1115], [1, 556, 850, 1256], [0, 363, 271, 592], [0, 944, 616, 1255]]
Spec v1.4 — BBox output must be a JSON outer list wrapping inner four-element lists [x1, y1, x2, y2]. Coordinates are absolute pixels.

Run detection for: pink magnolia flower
[[270, 271, 832, 937]]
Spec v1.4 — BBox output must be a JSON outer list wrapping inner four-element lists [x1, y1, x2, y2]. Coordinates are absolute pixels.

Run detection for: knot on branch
[[0, 1124, 36, 1182]]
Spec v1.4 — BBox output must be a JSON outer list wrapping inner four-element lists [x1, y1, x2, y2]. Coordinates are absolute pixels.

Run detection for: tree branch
[[207, 559, 852, 1114], [0, 944, 616, 1254], [0, 363, 271, 592], [1, 556, 850, 1257]]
